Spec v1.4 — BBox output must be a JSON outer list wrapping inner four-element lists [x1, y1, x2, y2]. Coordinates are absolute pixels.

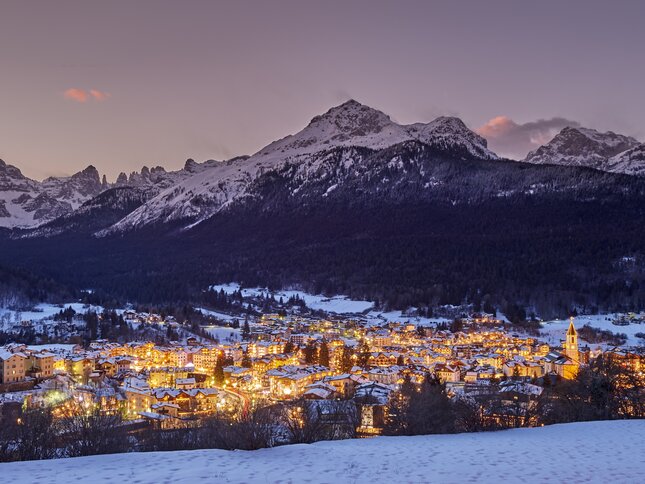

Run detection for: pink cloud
[[90, 89, 110, 101], [477, 115, 580, 160], [476, 116, 518, 138], [63, 88, 89, 103], [63, 88, 111, 103]]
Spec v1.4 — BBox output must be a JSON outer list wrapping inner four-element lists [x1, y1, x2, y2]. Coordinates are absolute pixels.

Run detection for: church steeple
[[564, 317, 579, 362]]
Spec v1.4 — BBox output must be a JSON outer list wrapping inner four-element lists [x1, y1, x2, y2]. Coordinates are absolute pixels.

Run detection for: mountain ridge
[[99, 100, 499, 235], [523, 125, 643, 173]]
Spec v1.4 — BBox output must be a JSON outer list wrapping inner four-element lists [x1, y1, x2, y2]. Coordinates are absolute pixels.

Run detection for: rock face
[[524, 126, 642, 173], [113, 159, 222, 193], [0, 159, 105, 228]]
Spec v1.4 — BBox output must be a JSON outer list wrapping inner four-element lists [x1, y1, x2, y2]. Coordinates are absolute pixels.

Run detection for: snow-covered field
[[195, 307, 239, 322], [2, 420, 643, 483], [541, 314, 645, 347], [201, 325, 242, 342], [364, 309, 451, 327], [0, 302, 103, 321], [210, 283, 453, 327], [210, 283, 375, 314], [0, 302, 103, 328]]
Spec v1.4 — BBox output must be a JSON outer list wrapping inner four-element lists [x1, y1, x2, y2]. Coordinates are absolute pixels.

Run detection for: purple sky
[[1, 0, 644, 180]]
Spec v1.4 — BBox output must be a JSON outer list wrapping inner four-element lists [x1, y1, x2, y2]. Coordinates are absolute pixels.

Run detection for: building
[[27, 352, 55, 379], [0, 349, 27, 384], [563, 318, 580, 363]]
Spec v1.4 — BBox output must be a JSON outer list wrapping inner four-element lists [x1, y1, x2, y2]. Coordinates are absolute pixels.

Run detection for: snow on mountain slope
[[1, 421, 643, 483], [22, 186, 155, 238], [114, 158, 225, 193], [524, 126, 641, 172], [101, 100, 498, 234], [0, 159, 82, 228], [607, 143, 645, 176], [0, 156, 226, 230], [40, 165, 106, 209]]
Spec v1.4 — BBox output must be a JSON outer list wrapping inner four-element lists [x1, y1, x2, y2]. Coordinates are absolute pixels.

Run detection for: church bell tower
[[563, 317, 579, 363]]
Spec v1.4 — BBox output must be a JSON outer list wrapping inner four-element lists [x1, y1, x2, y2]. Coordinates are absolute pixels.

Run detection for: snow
[[25, 344, 79, 353], [209, 283, 374, 314], [0, 302, 103, 325], [608, 143, 645, 175], [195, 307, 238, 322], [101, 101, 497, 235], [364, 309, 450, 327], [201, 325, 242, 342], [207, 284, 454, 325], [1, 420, 643, 483], [540, 314, 645, 347], [0, 160, 107, 229], [524, 126, 641, 174]]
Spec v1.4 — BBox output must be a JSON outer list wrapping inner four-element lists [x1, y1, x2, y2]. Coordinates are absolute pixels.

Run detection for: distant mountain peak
[[184, 158, 198, 171], [75, 165, 100, 180], [305, 100, 393, 140], [524, 125, 640, 172]]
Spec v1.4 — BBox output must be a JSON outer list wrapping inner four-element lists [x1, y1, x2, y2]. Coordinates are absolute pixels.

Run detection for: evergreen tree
[[385, 373, 456, 436], [449, 318, 464, 333], [340, 345, 354, 373], [318, 340, 330, 367], [242, 320, 251, 340], [241, 349, 252, 368], [356, 339, 371, 368], [214, 352, 226, 385], [284, 340, 294, 354], [304, 340, 318, 364]]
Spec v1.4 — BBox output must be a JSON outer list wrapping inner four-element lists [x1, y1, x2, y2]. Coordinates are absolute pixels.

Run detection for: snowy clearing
[[210, 283, 374, 314], [2, 420, 643, 483], [195, 307, 239, 322], [364, 309, 451, 327], [0, 302, 104, 327], [201, 325, 242, 342]]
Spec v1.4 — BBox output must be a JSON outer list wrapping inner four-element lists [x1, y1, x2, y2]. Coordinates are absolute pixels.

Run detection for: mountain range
[[1, 100, 645, 317], [2, 100, 644, 234]]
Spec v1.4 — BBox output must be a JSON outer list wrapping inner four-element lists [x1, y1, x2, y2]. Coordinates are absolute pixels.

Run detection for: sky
[[1, 0, 644, 181]]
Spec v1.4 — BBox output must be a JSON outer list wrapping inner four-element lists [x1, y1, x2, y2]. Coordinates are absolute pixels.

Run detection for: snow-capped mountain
[[0, 156, 227, 229], [524, 126, 641, 173], [0, 160, 107, 228], [23, 186, 154, 238], [41, 165, 107, 209], [101, 100, 498, 235]]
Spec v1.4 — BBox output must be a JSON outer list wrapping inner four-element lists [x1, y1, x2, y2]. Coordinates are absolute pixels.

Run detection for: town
[[1, 300, 643, 451]]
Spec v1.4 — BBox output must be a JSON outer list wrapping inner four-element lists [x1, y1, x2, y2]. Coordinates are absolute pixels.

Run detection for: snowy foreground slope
[[2, 421, 644, 483]]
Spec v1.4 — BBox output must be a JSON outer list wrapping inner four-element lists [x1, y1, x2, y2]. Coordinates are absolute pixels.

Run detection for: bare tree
[[58, 401, 128, 457]]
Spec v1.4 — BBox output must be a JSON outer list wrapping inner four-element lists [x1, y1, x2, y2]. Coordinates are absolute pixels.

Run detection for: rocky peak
[[184, 158, 198, 171], [307, 99, 393, 135], [525, 126, 640, 169], [0, 159, 27, 179], [73, 165, 101, 183]]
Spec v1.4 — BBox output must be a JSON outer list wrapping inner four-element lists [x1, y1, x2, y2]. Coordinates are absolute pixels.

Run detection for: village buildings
[[0, 310, 642, 433]]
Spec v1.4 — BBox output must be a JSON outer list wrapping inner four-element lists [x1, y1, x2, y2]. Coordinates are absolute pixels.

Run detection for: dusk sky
[[1, 0, 644, 180]]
